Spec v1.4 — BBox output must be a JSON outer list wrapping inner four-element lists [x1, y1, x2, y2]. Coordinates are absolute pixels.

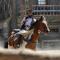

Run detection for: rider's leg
[[27, 32, 33, 42]]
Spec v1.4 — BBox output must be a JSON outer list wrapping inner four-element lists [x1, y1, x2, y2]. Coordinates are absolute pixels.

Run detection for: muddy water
[[0, 54, 60, 60]]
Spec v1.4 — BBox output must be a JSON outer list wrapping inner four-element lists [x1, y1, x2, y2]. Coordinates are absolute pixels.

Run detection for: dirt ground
[[0, 54, 60, 60]]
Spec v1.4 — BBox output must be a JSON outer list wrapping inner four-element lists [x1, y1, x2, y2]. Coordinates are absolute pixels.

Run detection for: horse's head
[[33, 16, 50, 35], [39, 16, 50, 34]]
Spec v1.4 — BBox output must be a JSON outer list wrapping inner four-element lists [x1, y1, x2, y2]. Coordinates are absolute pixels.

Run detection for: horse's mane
[[30, 16, 43, 30]]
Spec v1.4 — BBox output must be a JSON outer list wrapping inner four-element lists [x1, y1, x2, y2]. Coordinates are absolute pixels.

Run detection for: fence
[[32, 5, 60, 16]]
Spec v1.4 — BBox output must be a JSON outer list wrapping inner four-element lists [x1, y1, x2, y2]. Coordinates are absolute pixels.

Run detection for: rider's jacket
[[20, 15, 36, 30]]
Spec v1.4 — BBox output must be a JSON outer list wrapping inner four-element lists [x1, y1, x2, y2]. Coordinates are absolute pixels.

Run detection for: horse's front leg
[[26, 33, 40, 50]]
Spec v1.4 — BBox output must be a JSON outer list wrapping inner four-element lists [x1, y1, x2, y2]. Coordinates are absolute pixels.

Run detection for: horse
[[8, 29, 34, 49], [8, 16, 50, 49], [25, 16, 50, 49]]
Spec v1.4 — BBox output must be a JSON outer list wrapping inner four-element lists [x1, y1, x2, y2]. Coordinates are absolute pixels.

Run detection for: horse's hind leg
[[4, 41, 8, 48], [8, 44, 14, 49]]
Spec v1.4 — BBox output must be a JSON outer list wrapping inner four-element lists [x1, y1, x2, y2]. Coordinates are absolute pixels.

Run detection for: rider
[[20, 9, 36, 30], [20, 9, 37, 42]]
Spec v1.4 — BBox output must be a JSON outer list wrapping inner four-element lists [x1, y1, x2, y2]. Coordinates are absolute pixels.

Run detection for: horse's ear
[[38, 16, 43, 22]]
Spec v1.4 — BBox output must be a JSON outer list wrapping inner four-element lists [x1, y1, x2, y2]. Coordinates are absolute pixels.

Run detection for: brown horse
[[8, 16, 50, 49], [25, 16, 50, 49]]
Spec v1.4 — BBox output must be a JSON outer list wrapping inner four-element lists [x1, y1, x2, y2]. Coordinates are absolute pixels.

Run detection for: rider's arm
[[20, 17, 26, 28]]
